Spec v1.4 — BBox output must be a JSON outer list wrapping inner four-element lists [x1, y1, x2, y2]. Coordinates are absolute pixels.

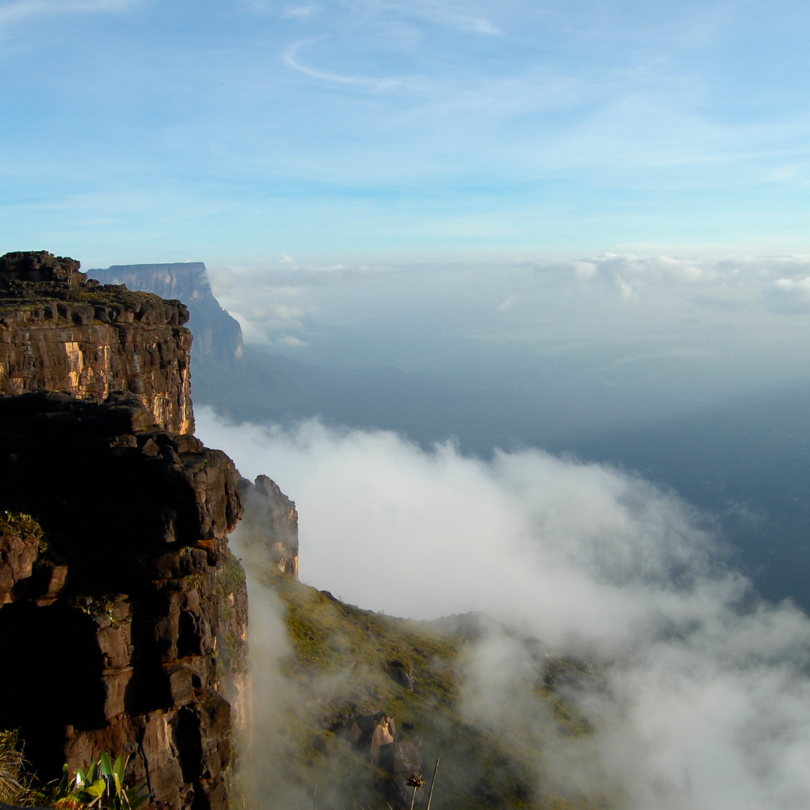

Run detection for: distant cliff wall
[[0, 252, 194, 434], [89, 263, 244, 367], [83, 261, 300, 579]]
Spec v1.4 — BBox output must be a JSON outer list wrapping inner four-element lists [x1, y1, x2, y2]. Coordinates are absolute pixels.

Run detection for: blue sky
[[1, 0, 810, 266]]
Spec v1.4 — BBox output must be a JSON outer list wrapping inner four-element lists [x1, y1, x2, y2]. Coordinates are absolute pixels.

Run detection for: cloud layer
[[198, 411, 810, 810]]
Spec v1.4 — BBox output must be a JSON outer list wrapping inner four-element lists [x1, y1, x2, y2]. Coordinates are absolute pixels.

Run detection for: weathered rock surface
[[0, 514, 43, 605], [89, 263, 244, 367], [237, 475, 299, 578], [0, 251, 194, 434], [0, 390, 243, 810], [214, 548, 250, 744], [344, 711, 423, 805]]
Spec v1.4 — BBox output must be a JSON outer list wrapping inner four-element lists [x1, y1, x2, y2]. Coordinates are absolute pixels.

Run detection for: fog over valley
[[197, 409, 810, 810], [202, 253, 810, 609], [5, 0, 810, 806], [186, 250, 810, 808]]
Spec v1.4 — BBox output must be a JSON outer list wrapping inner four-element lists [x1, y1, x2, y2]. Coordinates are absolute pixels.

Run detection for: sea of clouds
[[198, 410, 810, 810]]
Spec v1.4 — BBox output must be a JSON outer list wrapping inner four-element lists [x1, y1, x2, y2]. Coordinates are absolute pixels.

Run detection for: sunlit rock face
[[0, 391, 244, 810], [0, 251, 194, 434]]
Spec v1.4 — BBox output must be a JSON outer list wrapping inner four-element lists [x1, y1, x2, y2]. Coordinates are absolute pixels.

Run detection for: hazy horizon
[[5, 0, 810, 806]]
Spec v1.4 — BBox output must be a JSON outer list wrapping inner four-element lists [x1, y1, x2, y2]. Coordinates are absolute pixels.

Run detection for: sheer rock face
[[0, 391, 244, 810], [0, 251, 194, 434], [89, 263, 244, 367], [237, 475, 299, 578]]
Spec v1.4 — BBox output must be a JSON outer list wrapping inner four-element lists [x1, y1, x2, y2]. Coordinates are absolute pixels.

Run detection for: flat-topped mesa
[[90, 263, 244, 366], [0, 251, 194, 434]]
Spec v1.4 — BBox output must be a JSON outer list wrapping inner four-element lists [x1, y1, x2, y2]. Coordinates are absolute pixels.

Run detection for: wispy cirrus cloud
[[365, 0, 501, 36], [285, 6, 316, 19], [0, 0, 135, 28], [283, 40, 401, 90], [461, 15, 500, 34]]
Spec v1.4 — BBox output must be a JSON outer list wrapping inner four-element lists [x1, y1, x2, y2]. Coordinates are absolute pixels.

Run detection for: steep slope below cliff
[[235, 550, 604, 810]]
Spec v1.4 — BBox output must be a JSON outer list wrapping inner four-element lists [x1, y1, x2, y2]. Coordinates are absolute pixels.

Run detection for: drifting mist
[[198, 411, 810, 810]]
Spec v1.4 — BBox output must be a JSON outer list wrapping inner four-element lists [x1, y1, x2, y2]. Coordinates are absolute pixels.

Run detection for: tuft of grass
[[217, 549, 247, 603], [217, 549, 249, 678], [0, 735, 151, 810], [0, 729, 32, 806]]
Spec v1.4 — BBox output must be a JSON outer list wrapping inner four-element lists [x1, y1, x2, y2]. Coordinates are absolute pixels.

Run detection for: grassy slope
[[249, 566, 610, 810]]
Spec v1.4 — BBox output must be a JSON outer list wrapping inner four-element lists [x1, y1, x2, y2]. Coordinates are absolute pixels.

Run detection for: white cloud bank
[[198, 411, 810, 810], [210, 253, 810, 343], [763, 277, 810, 314]]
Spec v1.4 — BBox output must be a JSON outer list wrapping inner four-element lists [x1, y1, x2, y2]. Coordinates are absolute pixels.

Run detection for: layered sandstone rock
[[0, 251, 194, 434], [0, 391, 243, 810]]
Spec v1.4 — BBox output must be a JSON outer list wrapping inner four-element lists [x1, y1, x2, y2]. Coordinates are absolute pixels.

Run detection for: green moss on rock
[[0, 511, 42, 541]]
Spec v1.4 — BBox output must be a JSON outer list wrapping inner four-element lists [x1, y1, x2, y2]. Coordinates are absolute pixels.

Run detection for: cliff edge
[[0, 251, 194, 434], [0, 392, 242, 810], [0, 251, 251, 810], [89, 263, 243, 368]]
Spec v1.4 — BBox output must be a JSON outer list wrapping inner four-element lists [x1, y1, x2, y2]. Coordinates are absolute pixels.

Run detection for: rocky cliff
[[0, 252, 194, 434], [78, 258, 300, 580], [0, 392, 242, 810], [237, 476, 299, 578], [0, 251, 253, 810], [89, 264, 244, 368]]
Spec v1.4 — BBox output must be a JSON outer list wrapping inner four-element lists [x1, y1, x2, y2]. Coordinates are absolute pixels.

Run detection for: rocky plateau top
[[0, 251, 194, 434]]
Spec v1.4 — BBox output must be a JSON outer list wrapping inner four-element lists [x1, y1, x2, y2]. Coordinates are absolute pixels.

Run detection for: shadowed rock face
[[0, 391, 243, 810], [0, 251, 194, 434], [0, 252, 255, 810], [0, 251, 85, 285], [237, 475, 300, 578]]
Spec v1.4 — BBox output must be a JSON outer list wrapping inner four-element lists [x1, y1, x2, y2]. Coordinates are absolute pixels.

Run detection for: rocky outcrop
[[237, 475, 299, 578], [0, 512, 45, 606], [346, 712, 422, 805], [0, 251, 194, 434], [0, 390, 243, 810], [89, 263, 244, 367]]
